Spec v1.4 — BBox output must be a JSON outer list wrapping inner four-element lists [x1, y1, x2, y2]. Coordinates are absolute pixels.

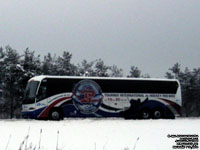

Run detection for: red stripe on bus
[[159, 98, 181, 115], [38, 96, 71, 118]]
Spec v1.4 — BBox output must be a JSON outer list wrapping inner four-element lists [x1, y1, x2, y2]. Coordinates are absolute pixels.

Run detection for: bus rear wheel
[[49, 108, 63, 120], [141, 109, 150, 119], [152, 109, 163, 119]]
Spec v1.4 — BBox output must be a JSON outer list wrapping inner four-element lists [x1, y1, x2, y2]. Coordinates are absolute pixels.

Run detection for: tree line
[[0, 45, 199, 118]]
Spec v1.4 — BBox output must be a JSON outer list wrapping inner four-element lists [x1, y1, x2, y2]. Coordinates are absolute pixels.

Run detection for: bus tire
[[141, 109, 150, 119], [152, 108, 163, 119], [49, 108, 63, 120]]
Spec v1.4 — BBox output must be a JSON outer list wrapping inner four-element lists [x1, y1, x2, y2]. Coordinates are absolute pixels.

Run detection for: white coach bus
[[21, 75, 182, 120]]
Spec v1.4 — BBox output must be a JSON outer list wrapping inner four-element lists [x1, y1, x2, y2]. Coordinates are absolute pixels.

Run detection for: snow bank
[[0, 118, 199, 150]]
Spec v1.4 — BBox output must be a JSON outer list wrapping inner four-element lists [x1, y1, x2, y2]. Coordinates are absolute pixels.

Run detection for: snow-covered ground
[[0, 118, 199, 150]]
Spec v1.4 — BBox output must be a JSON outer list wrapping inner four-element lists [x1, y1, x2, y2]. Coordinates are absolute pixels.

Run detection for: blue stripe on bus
[[22, 107, 46, 119]]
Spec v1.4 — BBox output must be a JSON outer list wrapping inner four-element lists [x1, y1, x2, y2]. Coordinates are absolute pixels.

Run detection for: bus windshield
[[23, 81, 39, 104]]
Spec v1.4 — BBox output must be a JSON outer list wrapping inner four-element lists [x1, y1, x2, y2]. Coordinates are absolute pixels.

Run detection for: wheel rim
[[154, 110, 161, 119], [51, 111, 60, 120], [142, 110, 149, 119]]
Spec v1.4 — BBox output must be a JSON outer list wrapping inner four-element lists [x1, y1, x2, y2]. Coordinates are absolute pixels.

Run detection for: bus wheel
[[152, 109, 163, 119], [141, 109, 150, 119], [49, 109, 63, 120]]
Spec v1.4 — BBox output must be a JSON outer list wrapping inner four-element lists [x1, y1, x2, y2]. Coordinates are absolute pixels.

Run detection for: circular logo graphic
[[72, 80, 103, 114]]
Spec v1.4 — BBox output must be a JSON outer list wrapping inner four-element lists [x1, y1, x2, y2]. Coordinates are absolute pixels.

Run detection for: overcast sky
[[0, 0, 200, 77]]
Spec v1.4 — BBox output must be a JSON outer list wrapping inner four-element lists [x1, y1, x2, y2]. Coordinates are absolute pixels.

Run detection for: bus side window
[[36, 86, 47, 102]]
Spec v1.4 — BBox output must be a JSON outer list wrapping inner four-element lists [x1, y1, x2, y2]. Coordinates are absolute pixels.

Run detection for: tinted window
[[95, 79, 178, 94], [23, 81, 39, 104], [36, 80, 47, 102], [46, 78, 77, 97], [0, 90, 2, 99], [45, 78, 178, 97]]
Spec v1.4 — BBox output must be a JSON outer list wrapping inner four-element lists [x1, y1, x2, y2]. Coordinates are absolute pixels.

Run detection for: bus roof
[[29, 75, 179, 82]]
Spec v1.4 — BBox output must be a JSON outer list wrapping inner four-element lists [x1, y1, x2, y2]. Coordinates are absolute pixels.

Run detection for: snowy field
[[0, 118, 199, 150]]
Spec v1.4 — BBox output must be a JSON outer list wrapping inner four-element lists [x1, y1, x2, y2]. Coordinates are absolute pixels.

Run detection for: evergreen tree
[[22, 48, 41, 76], [55, 51, 77, 75], [109, 65, 123, 77], [165, 63, 200, 117], [1, 46, 24, 118], [77, 59, 96, 76], [94, 59, 109, 77], [128, 66, 141, 78], [0, 47, 5, 86], [0, 47, 6, 117], [165, 63, 182, 79], [42, 53, 58, 75]]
